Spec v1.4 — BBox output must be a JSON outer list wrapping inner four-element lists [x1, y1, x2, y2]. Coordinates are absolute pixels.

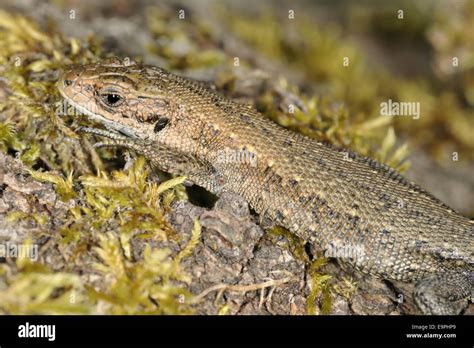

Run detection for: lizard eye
[[154, 117, 169, 133], [100, 92, 124, 107]]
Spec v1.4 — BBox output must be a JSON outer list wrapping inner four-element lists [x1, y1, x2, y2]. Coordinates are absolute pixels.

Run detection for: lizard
[[57, 57, 473, 315]]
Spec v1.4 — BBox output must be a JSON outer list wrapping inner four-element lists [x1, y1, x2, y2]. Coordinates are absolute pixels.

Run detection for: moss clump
[[75, 158, 185, 256], [0, 10, 194, 314], [333, 277, 358, 303], [0, 158, 198, 314], [0, 220, 200, 314], [268, 226, 309, 264], [0, 240, 91, 314], [29, 169, 76, 201], [0, 9, 105, 175], [86, 221, 201, 314], [306, 258, 333, 315]]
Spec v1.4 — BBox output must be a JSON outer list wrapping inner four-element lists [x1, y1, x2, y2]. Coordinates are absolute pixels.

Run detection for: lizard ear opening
[[154, 117, 169, 133]]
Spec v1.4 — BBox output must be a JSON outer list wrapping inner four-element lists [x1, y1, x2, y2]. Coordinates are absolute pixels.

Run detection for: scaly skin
[[58, 57, 473, 314]]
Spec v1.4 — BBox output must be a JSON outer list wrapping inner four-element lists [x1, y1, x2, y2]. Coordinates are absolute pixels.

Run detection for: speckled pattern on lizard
[[57, 57, 473, 315]]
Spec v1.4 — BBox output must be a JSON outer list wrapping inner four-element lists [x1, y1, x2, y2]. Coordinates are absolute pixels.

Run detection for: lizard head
[[58, 57, 225, 188], [58, 57, 177, 143]]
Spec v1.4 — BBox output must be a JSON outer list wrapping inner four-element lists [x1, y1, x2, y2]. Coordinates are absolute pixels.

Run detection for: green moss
[[0, 241, 91, 314], [333, 277, 358, 302], [0, 9, 104, 175], [29, 169, 76, 201], [87, 226, 199, 314], [268, 226, 309, 263], [0, 121, 21, 152], [0, 157, 197, 314], [77, 157, 184, 244], [0, 10, 194, 314], [6, 211, 49, 226], [306, 258, 333, 315], [0, 220, 199, 314]]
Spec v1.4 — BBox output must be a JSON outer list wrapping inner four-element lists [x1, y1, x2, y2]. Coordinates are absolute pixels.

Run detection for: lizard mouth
[[58, 88, 140, 141]]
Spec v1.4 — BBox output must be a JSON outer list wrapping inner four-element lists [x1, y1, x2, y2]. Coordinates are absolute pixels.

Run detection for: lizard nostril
[[64, 79, 73, 87]]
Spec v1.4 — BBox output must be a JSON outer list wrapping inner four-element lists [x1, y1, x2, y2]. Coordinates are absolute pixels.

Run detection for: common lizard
[[58, 57, 473, 315]]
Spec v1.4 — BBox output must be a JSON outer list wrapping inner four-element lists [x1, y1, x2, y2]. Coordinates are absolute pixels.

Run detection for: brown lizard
[[57, 57, 473, 315]]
